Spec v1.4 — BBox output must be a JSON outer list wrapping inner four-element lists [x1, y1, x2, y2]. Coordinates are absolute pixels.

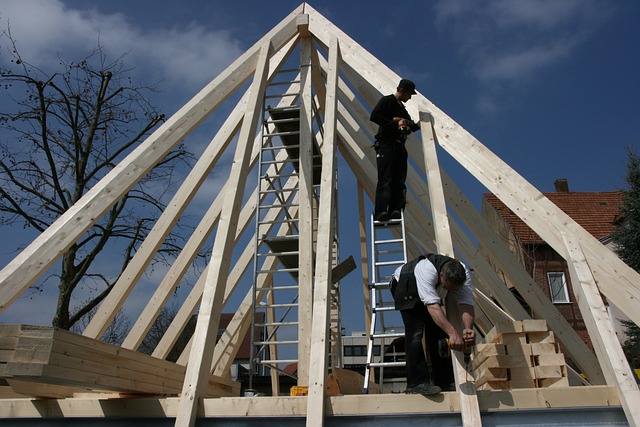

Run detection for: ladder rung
[[260, 158, 299, 166], [371, 332, 404, 339], [259, 188, 297, 195], [370, 285, 392, 291], [259, 285, 299, 291], [259, 359, 298, 365], [257, 321, 299, 327], [258, 203, 300, 210], [374, 249, 405, 256], [257, 219, 297, 227], [265, 93, 299, 99], [367, 361, 406, 368], [259, 302, 298, 309], [373, 306, 397, 312], [263, 130, 300, 138], [254, 340, 298, 346], [375, 260, 405, 267], [373, 218, 402, 225], [374, 238, 405, 244], [257, 250, 299, 257], [268, 79, 299, 85], [262, 172, 299, 179]]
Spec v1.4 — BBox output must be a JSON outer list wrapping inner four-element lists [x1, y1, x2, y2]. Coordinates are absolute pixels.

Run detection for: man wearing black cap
[[370, 79, 420, 222]]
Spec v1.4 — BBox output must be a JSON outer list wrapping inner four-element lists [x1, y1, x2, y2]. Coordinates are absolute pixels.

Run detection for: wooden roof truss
[[0, 3, 639, 427]]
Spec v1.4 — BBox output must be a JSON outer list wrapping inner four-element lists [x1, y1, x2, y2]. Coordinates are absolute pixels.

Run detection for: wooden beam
[[2, 325, 238, 398], [420, 112, 481, 426], [175, 42, 272, 427], [562, 234, 640, 427], [357, 183, 372, 337], [306, 36, 340, 427], [297, 35, 314, 385], [0, 385, 623, 418]]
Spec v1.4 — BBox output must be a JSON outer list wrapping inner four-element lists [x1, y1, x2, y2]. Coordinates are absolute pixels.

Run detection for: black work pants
[[374, 140, 407, 215], [400, 303, 454, 389]]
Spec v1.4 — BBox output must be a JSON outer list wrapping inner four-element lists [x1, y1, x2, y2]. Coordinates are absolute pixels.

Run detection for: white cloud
[[476, 39, 574, 82], [433, 0, 611, 85], [0, 0, 244, 95]]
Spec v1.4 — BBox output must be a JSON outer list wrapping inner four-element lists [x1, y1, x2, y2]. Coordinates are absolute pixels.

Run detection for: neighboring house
[[481, 179, 627, 350], [218, 312, 267, 380]]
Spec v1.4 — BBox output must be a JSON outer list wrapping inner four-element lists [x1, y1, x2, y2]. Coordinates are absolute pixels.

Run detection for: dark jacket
[[391, 254, 456, 310], [370, 94, 420, 142]]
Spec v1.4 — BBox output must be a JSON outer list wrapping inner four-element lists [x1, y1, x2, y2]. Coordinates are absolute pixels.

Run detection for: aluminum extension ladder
[[248, 67, 322, 391], [363, 211, 408, 393]]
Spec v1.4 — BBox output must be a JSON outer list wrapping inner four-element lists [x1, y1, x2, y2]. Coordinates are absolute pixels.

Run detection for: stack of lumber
[[472, 319, 569, 390], [0, 324, 240, 398]]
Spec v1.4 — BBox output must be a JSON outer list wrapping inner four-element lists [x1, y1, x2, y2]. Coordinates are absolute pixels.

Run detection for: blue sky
[[1, 0, 639, 333]]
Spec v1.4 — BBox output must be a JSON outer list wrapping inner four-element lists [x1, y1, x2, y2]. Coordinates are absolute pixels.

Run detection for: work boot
[[374, 211, 389, 222], [389, 210, 401, 220], [404, 383, 442, 395]]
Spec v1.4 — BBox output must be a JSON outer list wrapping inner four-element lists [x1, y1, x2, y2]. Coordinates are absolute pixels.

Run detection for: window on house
[[547, 272, 570, 303]]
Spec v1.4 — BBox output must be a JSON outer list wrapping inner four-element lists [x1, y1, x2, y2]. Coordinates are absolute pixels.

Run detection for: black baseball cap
[[398, 79, 416, 94]]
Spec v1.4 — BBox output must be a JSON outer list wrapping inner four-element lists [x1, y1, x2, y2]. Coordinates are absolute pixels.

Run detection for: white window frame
[[547, 271, 570, 303]]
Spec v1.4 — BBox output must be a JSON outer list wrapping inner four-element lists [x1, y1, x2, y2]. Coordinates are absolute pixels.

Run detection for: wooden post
[[420, 112, 481, 427], [306, 36, 340, 427], [562, 233, 640, 427], [297, 34, 314, 386], [174, 42, 271, 427], [358, 183, 372, 336]]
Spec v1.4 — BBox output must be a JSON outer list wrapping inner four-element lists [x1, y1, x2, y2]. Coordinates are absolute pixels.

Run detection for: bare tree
[[0, 32, 194, 330], [71, 303, 131, 345]]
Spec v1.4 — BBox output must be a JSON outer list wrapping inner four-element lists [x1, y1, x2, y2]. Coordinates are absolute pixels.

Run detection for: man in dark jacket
[[391, 254, 475, 394], [370, 79, 420, 222]]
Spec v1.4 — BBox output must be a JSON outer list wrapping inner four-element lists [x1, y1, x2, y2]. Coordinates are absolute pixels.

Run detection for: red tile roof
[[483, 191, 623, 244]]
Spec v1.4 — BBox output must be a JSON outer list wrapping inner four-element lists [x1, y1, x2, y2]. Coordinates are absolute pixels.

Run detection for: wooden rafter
[[0, 3, 638, 426]]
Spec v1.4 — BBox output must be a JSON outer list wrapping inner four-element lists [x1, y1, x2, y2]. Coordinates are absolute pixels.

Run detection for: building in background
[[482, 179, 627, 351]]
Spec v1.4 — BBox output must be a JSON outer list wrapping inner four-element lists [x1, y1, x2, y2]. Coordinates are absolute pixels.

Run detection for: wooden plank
[[420, 111, 481, 427], [297, 35, 315, 385], [1, 325, 238, 398], [357, 184, 372, 338], [306, 35, 340, 427], [562, 234, 640, 427], [175, 41, 272, 427], [5, 380, 88, 398], [420, 111, 454, 257], [0, 386, 626, 418]]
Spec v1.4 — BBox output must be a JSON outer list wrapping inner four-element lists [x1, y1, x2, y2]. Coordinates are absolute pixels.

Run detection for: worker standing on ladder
[[370, 79, 420, 222], [390, 254, 475, 394]]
